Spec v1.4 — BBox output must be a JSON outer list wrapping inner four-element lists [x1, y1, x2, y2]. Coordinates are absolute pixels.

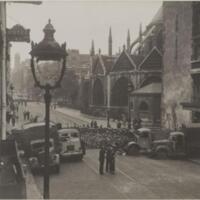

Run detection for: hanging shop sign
[[7, 24, 30, 43]]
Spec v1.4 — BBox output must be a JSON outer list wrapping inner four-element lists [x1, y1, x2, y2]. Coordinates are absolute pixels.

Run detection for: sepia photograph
[[1, 0, 200, 199]]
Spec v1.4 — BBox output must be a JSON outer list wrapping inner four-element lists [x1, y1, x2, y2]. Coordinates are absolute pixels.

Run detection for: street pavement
[[34, 149, 200, 199], [27, 102, 117, 128], [23, 102, 200, 199]]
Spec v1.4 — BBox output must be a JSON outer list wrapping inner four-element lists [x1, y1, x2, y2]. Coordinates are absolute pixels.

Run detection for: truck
[[149, 127, 200, 159], [123, 128, 153, 155], [12, 122, 60, 173]]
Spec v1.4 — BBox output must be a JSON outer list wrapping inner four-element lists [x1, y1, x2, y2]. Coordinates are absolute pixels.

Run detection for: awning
[[132, 82, 161, 95]]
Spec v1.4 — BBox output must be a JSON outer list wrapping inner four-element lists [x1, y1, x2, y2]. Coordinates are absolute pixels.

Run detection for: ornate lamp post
[[10, 84, 14, 100], [30, 19, 67, 199]]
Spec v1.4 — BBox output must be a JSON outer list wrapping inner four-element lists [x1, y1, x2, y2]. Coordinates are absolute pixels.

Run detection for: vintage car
[[12, 122, 60, 173], [58, 128, 85, 160], [123, 128, 152, 155], [149, 131, 188, 159], [29, 138, 60, 173]]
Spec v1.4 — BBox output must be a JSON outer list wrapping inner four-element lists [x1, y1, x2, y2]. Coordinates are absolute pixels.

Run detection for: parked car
[[12, 122, 60, 173], [29, 138, 60, 173], [58, 128, 85, 160]]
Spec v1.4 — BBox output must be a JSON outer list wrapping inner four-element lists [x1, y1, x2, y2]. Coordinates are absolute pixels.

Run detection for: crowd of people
[[79, 128, 134, 149]]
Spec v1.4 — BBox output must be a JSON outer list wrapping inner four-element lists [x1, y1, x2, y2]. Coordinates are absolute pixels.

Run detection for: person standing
[[106, 146, 111, 173], [110, 147, 116, 174], [11, 114, 16, 127], [99, 146, 105, 175]]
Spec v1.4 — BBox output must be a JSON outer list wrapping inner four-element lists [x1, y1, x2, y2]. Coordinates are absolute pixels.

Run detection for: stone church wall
[[162, 2, 193, 129]]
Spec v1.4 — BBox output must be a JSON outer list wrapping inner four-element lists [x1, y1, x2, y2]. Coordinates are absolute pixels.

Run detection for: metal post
[[44, 85, 51, 199], [107, 109, 110, 128], [1, 2, 7, 140], [128, 92, 131, 129]]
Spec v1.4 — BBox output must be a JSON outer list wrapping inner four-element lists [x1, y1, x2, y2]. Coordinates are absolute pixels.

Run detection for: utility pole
[[1, 2, 7, 140]]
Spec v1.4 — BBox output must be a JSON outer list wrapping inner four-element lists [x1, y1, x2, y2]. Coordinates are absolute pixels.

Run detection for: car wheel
[[127, 145, 139, 156]]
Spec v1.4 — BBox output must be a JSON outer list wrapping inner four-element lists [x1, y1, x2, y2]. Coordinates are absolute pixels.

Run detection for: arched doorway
[[93, 79, 104, 106], [111, 77, 129, 106]]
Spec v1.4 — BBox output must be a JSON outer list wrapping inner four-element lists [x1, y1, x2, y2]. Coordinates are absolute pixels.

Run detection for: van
[[58, 128, 85, 160]]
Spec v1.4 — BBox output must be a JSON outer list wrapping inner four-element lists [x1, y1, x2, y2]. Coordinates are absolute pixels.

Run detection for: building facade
[[87, 8, 163, 127], [162, 2, 195, 129]]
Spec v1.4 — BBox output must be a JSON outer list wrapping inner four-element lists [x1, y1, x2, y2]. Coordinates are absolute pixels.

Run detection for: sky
[[7, 0, 162, 67]]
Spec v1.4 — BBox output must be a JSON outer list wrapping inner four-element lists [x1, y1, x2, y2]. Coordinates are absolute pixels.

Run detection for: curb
[[23, 164, 43, 199]]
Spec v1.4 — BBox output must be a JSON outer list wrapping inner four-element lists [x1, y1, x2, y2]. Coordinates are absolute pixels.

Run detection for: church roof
[[92, 54, 115, 74], [138, 46, 162, 70], [132, 82, 161, 95], [130, 54, 144, 66], [111, 50, 136, 72], [101, 55, 116, 73]]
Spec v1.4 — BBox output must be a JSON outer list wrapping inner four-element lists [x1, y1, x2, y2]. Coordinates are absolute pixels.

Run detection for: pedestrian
[[117, 121, 121, 129], [91, 120, 94, 128], [33, 115, 38, 122], [27, 111, 30, 120], [99, 145, 105, 175], [110, 147, 116, 174], [11, 114, 16, 127], [106, 146, 111, 173], [94, 121, 97, 128]]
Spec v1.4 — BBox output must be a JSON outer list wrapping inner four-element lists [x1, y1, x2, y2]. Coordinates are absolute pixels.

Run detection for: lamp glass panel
[[34, 58, 63, 87]]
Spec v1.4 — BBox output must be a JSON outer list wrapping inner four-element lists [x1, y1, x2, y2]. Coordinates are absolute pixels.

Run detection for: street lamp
[[107, 109, 110, 128], [30, 19, 67, 199]]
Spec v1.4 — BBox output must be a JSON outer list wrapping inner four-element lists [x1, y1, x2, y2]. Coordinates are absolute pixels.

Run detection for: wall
[[162, 2, 193, 129]]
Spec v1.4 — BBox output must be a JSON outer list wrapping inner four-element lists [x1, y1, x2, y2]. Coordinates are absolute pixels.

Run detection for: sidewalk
[[8, 103, 43, 199], [24, 164, 43, 199]]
